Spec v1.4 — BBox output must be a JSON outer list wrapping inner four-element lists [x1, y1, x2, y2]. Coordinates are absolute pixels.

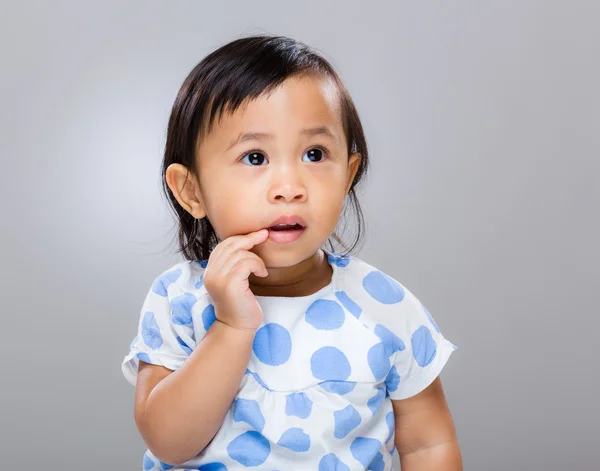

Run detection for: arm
[[134, 320, 254, 465], [132, 229, 269, 465], [393, 377, 462, 471]]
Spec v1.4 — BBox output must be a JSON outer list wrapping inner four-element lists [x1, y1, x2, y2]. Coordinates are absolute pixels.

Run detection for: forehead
[[200, 75, 343, 151]]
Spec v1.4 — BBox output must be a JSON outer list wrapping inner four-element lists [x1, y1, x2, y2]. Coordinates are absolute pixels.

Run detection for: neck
[[248, 249, 332, 297]]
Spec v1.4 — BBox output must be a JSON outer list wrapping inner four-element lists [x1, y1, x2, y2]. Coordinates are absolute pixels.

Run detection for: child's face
[[189, 75, 359, 267]]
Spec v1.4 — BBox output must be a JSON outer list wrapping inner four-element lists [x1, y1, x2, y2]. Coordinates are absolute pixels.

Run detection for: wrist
[[214, 318, 258, 336]]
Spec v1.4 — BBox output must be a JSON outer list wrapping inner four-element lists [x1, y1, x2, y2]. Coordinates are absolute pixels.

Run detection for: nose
[[267, 166, 307, 203]]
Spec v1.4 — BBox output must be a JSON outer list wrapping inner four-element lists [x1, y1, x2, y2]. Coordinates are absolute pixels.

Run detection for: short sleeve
[[121, 261, 208, 386], [385, 287, 457, 401]]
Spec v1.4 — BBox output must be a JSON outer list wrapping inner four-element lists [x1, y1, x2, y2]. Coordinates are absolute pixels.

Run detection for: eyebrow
[[225, 126, 339, 151]]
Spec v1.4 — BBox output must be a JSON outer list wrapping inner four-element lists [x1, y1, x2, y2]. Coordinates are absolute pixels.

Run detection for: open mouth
[[266, 223, 306, 244], [269, 223, 304, 231]]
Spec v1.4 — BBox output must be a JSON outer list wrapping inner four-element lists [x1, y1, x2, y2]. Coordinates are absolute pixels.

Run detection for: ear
[[165, 163, 206, 219], [344, 152, 361, 194]]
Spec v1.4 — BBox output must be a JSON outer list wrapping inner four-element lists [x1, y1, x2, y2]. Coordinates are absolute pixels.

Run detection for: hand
[[202, 229, 269, 332]]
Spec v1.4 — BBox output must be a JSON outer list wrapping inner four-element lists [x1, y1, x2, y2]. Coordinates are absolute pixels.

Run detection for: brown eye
[[302, 148, 326, 162], [241, 151, 268, 166]]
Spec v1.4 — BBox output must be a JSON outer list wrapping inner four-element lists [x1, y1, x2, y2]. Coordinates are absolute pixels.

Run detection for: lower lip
[[267, 227, 306, 244]]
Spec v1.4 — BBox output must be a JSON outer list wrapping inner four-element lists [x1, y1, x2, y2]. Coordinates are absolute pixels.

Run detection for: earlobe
[[345, 152, 361, 194], [165, 163, 206, 219]]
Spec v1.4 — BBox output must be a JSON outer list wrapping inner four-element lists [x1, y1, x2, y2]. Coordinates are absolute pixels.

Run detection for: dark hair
[[161, 35, 370, 261]]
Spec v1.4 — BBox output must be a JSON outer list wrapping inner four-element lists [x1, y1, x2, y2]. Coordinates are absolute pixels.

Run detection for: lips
[[267, 215, 307, 230], [266, 215, 307, 244]]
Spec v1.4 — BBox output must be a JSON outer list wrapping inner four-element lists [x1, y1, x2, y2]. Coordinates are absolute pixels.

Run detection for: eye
[[241, 151, 268, 166], [302, 147, 328, 163]]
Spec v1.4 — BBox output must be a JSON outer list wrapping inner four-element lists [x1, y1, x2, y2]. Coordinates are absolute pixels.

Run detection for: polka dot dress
[[122, 250, 457, 470]]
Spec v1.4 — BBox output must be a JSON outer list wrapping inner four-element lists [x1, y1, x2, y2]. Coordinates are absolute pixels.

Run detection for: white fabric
[[122, 250, 457, 471]]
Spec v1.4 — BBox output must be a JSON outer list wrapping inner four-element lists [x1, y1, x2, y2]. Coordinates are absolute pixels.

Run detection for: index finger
[[212, 228, 269, 263]]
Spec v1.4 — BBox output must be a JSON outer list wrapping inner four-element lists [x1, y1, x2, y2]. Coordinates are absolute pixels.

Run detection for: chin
[[255, 244, 319, 268]]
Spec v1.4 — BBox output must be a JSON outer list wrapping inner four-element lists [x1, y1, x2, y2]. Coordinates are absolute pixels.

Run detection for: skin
[[133, 74, 462, 468], [171, 73, 359, 297]]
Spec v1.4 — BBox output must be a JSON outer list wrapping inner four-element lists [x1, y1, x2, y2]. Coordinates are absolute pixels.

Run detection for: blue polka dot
[[245, 369, 271, 391], [367, 342, 390, 381], [176, 336, 192, 355], [253, 323, 292, 366], [233, 398, 265, 432], [390, 445, 396, 456], [385, 412, 395, 443], [327, 253, 351, 267], [423, 305, 441, 332], [369, 452, 385, 471], [334, 405, 362, 439], [320, 381, 357, 395], [311, 347, 351, 381], [142, 312, 163, 350], [385, 366, 401, 392], [362, 271, 405, 304], [171, 292, 196, 325], [197, 463, 227, 471], [143, 451, 154, 470], [334, 291, 362, 318], [194, 259, 208, 268], [158, 460, 174, 470], [285, 392, 313, 419], [277, 427, 311, 452], [367, 386, 385, 415], [306, 300, 345, 330], [350, 437, 382, 467], [374, 324, 405, 356], [202, 304, 216, 331], [319, 454, 350, 471], [152, 269, 182, 296], [227, 431, 270, 467], [195, 273, 204, 289], [412, 326, 437, 367], [136, 352, 151, 363]]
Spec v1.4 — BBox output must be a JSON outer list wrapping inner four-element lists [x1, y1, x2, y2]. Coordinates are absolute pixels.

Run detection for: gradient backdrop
[[1, 1, 598, 469]]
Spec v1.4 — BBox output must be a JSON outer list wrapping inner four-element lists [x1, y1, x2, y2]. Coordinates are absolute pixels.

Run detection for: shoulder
[[333, 252, 417, 305], [139, 259, 213, 327], [332, 252, 427, 330], [147, 259, 208, 300]]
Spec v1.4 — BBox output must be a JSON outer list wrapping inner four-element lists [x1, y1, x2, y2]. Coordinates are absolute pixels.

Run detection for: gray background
[[1, 1, 598, 469]]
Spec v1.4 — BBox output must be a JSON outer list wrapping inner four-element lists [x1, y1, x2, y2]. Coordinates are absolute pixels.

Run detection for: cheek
[[309, 168, 347, 225], [311, 164, 348, 200], [202, 169, 254, 207], [200, 177, 259, 237]]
